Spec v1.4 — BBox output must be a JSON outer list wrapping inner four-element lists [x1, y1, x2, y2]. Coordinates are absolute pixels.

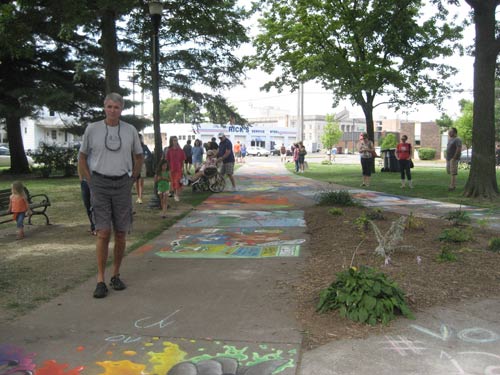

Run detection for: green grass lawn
[[286, 163, 500, 210]]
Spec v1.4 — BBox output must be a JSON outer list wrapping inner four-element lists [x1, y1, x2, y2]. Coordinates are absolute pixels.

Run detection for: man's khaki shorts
[[446, 159, 459, 176]]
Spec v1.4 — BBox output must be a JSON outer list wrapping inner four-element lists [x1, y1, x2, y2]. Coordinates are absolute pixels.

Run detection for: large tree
[[128, 0, 252, 126], [460, 0, 499, 198], [0, 1, 104, 173], [253, 0, 463, 144]]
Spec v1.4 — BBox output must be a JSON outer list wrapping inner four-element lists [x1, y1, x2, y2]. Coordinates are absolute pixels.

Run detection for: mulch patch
[[296, 205, 500, 350]]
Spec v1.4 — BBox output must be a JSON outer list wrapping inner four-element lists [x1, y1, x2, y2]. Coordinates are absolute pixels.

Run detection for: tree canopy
[[253, 0, 463, 143], [0, 0, 252, 173]]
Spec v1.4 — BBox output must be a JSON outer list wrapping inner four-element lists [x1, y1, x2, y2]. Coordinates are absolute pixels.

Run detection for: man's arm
[[78, 152, 91, 181], [132, 153, 144, 179], [454, 141, 462, 160]]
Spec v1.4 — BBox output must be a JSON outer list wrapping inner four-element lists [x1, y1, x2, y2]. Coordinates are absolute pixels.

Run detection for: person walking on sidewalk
[[280, 143, 287, 163], [298, 142, 307, 172], [78, 92, 144, 299], [165, 136, 186, 202], [217, 132, 237, 191], [396, 135, 413, 189], [293, 143, 299, 172], [233, 140, 242, 163], [446, 127, 462, 191], [135, 133, 151, 204], [155, 159, 170, 218], [192, 139, 204, 171], [357, 132, 374, 187], [183, 139, 193, 175]]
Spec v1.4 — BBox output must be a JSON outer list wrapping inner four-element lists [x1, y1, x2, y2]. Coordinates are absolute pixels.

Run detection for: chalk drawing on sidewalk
[[199, 193, 294, 210], [382, 336, 427, 356], [0, 339, 298, 375], [153, 228, 303, 258], [411, 324, 500, 344], [174, 210, 305, 228], [406, 323, 500, 374]]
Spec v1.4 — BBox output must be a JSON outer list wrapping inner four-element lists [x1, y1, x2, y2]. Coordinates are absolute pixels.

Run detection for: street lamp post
[[148, 0, 163, 209]]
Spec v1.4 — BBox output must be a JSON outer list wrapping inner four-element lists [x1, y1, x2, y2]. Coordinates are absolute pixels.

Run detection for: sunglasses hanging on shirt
[[105, 123, 122, 151]]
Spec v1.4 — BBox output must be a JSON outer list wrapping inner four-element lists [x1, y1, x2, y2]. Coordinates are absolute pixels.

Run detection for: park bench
[[0, 187, 51, 225]]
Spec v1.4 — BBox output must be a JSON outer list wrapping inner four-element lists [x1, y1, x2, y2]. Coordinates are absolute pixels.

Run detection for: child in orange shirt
[[8, 181, 31, 240]]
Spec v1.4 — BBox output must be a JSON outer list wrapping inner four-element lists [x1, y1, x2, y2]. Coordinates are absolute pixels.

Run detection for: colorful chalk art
[[0, 338, 298, 375], [174, 210, 305, 228], [151, 227, 304, 258]]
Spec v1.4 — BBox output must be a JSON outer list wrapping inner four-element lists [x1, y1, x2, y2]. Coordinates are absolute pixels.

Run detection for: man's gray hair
[[104, 92, 124, 107]]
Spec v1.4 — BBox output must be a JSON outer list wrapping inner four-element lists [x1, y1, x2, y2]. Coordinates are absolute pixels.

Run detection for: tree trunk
[[6, 111, 31, 174], [360, 101, 376, 172], [463, 1, 499, 198], [361, 102, 375, 143], [100, 8, 121, 94]]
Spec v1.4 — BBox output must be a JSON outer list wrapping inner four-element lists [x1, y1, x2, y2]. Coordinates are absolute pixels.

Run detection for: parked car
[[0, 146, 34, 167], [460, 149, 473, 164], [246, 146, 271, 157]]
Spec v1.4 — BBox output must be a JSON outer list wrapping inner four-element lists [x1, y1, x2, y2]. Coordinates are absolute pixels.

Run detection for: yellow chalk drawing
[[96, 360, 146, 375], [123, 351, 137, 356], [147, 341, 187, 374]]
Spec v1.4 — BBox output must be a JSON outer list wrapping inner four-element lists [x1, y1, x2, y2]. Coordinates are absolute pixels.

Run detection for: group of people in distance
[[75, 92, 239, 299], [357, 127, 463, 191]]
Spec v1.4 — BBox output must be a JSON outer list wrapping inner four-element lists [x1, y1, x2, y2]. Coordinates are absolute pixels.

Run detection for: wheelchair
[[191, 167, 226, 193]]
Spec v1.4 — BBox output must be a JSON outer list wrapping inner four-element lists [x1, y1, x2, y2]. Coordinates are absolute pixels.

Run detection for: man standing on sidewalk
[[79, 92, 144, 298], [446, 127, 462, 191], [217, 132, 237, 191]]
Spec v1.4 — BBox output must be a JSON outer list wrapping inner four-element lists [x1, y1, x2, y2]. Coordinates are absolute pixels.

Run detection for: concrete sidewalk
[[0, 161, 499, 375]]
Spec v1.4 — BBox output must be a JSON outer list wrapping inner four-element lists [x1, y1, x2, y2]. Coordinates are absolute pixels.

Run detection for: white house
[[0, 110, 81, 151]]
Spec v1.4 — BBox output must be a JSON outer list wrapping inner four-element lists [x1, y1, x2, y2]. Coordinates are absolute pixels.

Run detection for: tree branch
[[464, 0, 479, 8]]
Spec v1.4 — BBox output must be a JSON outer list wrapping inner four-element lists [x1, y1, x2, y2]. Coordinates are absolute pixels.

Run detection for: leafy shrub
[[354, 213, 370, 231], [328, 207, 343, 216], [487, 237, 500, 252], [418, 148, 436, 160], [438, 227, 473, 243], [29, 144, 79, 177], [315, 190, 357, 206], [441, 209, 471, 226], [436, 246, 458, 262], [317, 266, 414, 325], [380, 133, 397, 149], [366, 208, 385, 220]]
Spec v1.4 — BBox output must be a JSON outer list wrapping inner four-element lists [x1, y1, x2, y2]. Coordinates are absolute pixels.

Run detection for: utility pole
[[297, 82, 304, 142]]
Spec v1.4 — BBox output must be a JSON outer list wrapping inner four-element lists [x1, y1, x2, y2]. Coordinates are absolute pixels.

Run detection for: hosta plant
[[317, 266, 414, 325]]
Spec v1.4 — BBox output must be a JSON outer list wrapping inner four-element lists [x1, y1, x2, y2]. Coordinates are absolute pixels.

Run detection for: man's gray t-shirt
[[446, 137, 462, 161], [80, 120, 143, 176]]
